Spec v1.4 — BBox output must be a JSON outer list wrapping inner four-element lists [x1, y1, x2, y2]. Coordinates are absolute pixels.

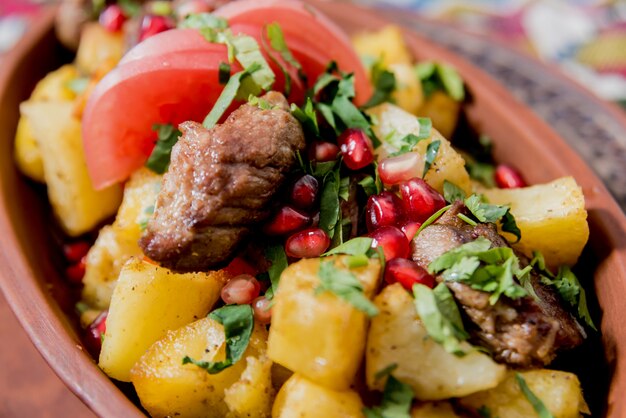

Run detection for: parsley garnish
[[386, 118, 432, 157], [118, 0, 141, 17], [414, 204, 452, 239], [290, 97, 319, 138], [413, 283, 469, 356], [423, 139, 441, 177], [315, 260, 378, 317], [531, 252, 596, 329], [362, 60, 397, 109], [415, 61, 465, 101], [466, 161, 496, 188], [443, 180, 466, 203], [323, 237, 374, 257], [515, 373, 554, 418], [263, 244, 288, 300], [363, 374, 413, 418], [428, 237, 529, 305], [218, 62, 231, 84], [183, 304, 253, 374], [247, 95, 278, 110], [178, 13, 228, 31], [145, 123, 181, 174], [318, 169, 341, 239], [477, 406, 493, 418], [264, 22, 306, 95]]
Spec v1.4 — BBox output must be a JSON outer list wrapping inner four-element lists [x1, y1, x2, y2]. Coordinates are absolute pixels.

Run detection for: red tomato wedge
[[82, 0, 372, 189], [216, 0, 371, 105]]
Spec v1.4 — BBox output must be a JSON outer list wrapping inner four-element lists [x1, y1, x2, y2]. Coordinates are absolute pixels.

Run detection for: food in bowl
[[15, 0, 596, 416]]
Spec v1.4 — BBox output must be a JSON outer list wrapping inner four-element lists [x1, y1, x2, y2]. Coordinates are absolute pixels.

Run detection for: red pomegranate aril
[[63, 241, 90, 263], [309, 141, 340, 162], [366, 191, 405, 232], [337, 128, 374, 170], [252, 296, 272, 324], [290, 174, 319, 209], [221, 274, 261, 305], [85, 310, 107, 356], [384, 258, 435, 290], [495, 164, 526, 189], [66, 256, 87, 284], [399, 177, 446, 223], [369, 226, 410, 260], [264, 206, 311, 235], [224, 257, 258, 277], [285, 228, 330, 258], [99, 5, 127, 32], [400, 221, 421, 241], [378, 152, 422, 185], [139, 15, 174, 42]]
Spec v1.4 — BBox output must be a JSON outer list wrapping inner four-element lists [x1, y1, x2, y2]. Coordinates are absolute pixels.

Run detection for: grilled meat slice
[[411, 202, 585, 368], [140, 92, 305, 271]]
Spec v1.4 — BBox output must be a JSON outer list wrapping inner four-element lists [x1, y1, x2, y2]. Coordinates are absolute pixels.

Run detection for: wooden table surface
[[0, 290, 95, 417]]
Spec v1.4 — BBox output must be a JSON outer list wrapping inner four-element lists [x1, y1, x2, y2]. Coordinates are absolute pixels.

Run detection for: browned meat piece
[[411, 202, 585, 368], [140, 92, 305, 271]]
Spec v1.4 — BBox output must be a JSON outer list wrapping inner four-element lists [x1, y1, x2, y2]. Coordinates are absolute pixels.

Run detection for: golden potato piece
[[390, 63, 424, 115], [268, 256, 381, 390], [459, 370, 589, 418], [76, 22, 124, 75], [411, 402, 460, 418], [99, 258, 226, 381], [82, 168, 162, 309], [30, 64, 79, 101], [368, 103, 471, 195], [352, 25, 413, 67], [131, 318, 271, 418], [272, 374, 364, 418], [482, 176, 589, 267], [366, 284, 506, 400], [418, 91, 461, 140], [19, 101, 122, 236]]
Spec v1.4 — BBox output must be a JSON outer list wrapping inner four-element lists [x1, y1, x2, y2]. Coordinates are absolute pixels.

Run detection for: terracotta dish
[[0, 2, 625, 417]]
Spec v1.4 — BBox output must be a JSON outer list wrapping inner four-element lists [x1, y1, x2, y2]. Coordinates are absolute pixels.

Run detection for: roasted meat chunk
[[140, 92, 305, 271], [411, 203, 585, 368]]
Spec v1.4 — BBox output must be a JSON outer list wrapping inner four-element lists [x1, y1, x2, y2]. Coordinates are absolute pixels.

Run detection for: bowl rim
[[0, 2, 625, 417]]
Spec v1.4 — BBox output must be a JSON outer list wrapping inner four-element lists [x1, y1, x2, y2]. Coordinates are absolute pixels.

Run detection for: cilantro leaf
[[323, 237, 374, 256], [413, 283, 469, 356], [265, 22, 306, 90], [318, 170, 341, 238], [290, 97, 319, 137], [423, 140, 441, 177], [515, 373, 554, 418], [218, 62, 231, 84], [316, 260, 378, 317], [118, 0, 141, 17], [466, 161, 496, 188], [178, 13, 228, 30], [363, 375, 413, 418], [464, 194, 521, 242], [414, 204, 452, 239], [362, 61, 396, 108], [443, 180, 467, 203], [145, 123, 181, 174], [264, 244, 288, 300], [248, 95, 278, 110], [416, 61, 465, 101], [183, 304, 253, 374], [501, 211, 522, 243], [203, 64, 261, 129], [358, 175, 381, 197], [386, 118, 432, 157]]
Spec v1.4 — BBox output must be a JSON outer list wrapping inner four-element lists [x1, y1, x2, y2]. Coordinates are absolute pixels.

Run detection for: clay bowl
[[1, 2, 625, 417]]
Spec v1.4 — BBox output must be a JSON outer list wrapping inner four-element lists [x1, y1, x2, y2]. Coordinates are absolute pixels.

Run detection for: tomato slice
[[83, 47, 236, 189], [216, 0, 372, 105]]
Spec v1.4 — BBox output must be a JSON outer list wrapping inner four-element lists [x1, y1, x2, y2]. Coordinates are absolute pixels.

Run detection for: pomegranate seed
[[252, 296, 272, 324], [337, 128, 374, 170], [290, 175, 319, 210], [264, 206, 311, 235], [139, 15, 174, 42], [384, 258, 435, 290], [221, 274, 261, 305], [224, 257, 258, 277], [309, 141, 340, 162], [285, 228, 330, 258], [495, 164, 526, 189], [66, 256, 86, 284], [399, 178, 446, 223], [99, 5, 127, 32], [378, 152, 422, 185], [400, 221, 421, 241], [85, 310, 107, 356], [369, 226, 410, 260], [176, 0, 212, 18], [63, 241, 90, 263], [366, 191, 405, 232]]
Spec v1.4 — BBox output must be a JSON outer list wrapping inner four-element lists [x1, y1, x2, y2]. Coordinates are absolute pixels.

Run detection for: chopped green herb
[[443, 180, 467, 203], [248, 94, 278, 110], [290, 97, 319, 137], [362, 60, 396, 108], [137, 204, 155, 231], [178, 13, 228, 30], [358, 175, 380, 197], [118, 0, 141, 17], [464, 194, 521, 242], [363, 375, 413, 418], [457, 213, 477, 226], [145, 123, 181, 174], [414, 204, 452, 239], [413, 283, 469, 356], [316, 260, 378, 317], [218, 62, 231, 84], [416, 61, 465, 101], [477, 406, 493, 418], [515, 373, 554, 418], [466, 161, 496, 188], [373, 363, 398, 381], [65, 77, 90, 95], [324, 237, 374, 256], [149, 1, 172, 16], [203, 64, 261, 129], [318, 170, 341, 238], [183, 304, 253, 374], [264, 244, 288, 300], [422, 140, 441, 177], [265, 22, 306, 85], [345, 254, 369, 268]]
